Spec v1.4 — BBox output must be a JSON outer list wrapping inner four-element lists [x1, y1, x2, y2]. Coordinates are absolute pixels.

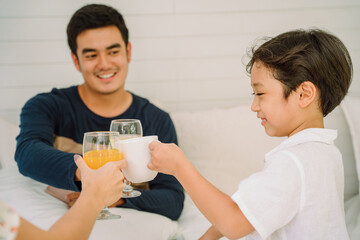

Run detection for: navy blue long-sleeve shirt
[[15, 86, 184, 220]]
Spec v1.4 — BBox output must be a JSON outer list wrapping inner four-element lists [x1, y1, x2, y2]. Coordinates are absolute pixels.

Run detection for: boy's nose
[[251, 99, 259, 112]]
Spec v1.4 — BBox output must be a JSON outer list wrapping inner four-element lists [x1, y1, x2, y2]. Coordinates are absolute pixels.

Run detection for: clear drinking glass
[[110, 119, 142, 198], [83, 131, 122, 220]]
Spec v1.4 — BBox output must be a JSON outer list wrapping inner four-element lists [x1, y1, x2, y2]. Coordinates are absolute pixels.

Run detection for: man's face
[[72, 25, 131, 95]]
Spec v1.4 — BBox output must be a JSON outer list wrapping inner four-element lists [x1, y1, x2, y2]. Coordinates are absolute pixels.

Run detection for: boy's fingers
[[109, 159, 127, 169], [147, 162, 155, 170], [149, 141, 161, 150]]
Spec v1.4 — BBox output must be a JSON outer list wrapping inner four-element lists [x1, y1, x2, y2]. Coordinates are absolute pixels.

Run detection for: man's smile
[[97, 72, 116, 79]]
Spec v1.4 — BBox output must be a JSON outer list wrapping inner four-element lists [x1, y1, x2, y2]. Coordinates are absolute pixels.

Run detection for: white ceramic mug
[[118, 135, 158, 183]]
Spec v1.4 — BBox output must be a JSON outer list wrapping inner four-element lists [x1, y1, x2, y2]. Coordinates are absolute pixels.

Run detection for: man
[[15, 4, 184, 220]]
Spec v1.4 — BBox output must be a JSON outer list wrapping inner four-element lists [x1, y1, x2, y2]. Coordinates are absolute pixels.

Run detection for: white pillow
[[171, 104, 285, 195], [0, 117, 18, 169], [342, 96, 360, 182]]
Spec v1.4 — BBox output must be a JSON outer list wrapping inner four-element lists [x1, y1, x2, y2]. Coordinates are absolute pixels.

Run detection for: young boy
[[148, 29, 353, 239]]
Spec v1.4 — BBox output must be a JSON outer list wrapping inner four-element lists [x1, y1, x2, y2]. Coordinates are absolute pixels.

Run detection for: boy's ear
[[298, 81, 317, 107], [71, 52, 81, 72]]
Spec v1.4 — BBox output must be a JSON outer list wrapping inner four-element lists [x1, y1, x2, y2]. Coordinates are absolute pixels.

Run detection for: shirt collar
[[265, 128, 338, 158]]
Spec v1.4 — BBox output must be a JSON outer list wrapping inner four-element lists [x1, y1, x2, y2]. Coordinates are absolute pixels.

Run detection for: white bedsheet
[[0, 165, 210, 240]]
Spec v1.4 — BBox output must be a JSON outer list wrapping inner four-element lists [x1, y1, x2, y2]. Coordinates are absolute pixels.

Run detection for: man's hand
[[66, 192, 80, 208], [67, 192, 125, 208], [108, 198, 126, 207], [74, 168, 81, 181]]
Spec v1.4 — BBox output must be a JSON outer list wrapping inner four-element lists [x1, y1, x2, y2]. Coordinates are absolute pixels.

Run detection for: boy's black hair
[[247, 29, 353, 116]]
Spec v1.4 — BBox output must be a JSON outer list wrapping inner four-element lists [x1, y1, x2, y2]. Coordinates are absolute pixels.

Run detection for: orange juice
[[83, 149, 123, 169]]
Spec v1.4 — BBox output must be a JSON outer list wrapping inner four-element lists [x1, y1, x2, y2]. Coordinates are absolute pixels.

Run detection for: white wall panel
[[174, 8, 360, 36], [126, 78, 251, 104], [0, 0, 173, 17], [3, 7, 359, 42], [175, 0, 360, 13], [126, 15, 176, 38], [0, 15, 176, 41], [349, 50, 360, 96], [0, 0, 81, 17], [0, 18, 68, 41], [131, 38, 176, 60], [0, 41, 70, 64], [0, 64, 81, 87], [0, 110, 20, 124], [129, 57, 246, 82], [127, 60, 176, 82], [174, 34, 257, 58], [173, 57, 246, 81], [0, 0, 359, 124]]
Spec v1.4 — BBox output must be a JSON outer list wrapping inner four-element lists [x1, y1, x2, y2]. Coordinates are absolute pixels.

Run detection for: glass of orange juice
[[83, 131, 123, 220]]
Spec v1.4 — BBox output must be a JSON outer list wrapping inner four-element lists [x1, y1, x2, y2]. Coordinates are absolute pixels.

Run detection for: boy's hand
[[148, 141, 187, 177]]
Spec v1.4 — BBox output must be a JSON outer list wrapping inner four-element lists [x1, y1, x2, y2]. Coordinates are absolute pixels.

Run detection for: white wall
[[1, 0, 359, 124]]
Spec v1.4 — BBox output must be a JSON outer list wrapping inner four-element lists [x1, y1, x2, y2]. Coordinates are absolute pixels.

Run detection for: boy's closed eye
[[252, 92, 264, 96]]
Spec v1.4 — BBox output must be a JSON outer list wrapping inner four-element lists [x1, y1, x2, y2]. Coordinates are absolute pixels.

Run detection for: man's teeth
[[98, 73, 115, 79]]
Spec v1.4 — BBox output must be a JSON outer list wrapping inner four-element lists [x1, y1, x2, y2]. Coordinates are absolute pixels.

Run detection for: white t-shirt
[[231, 128, 349, 240]]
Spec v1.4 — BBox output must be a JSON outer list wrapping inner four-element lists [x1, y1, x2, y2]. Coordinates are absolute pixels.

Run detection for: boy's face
[[250, 61, 301, 137], [71, 25, 131, 95]]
